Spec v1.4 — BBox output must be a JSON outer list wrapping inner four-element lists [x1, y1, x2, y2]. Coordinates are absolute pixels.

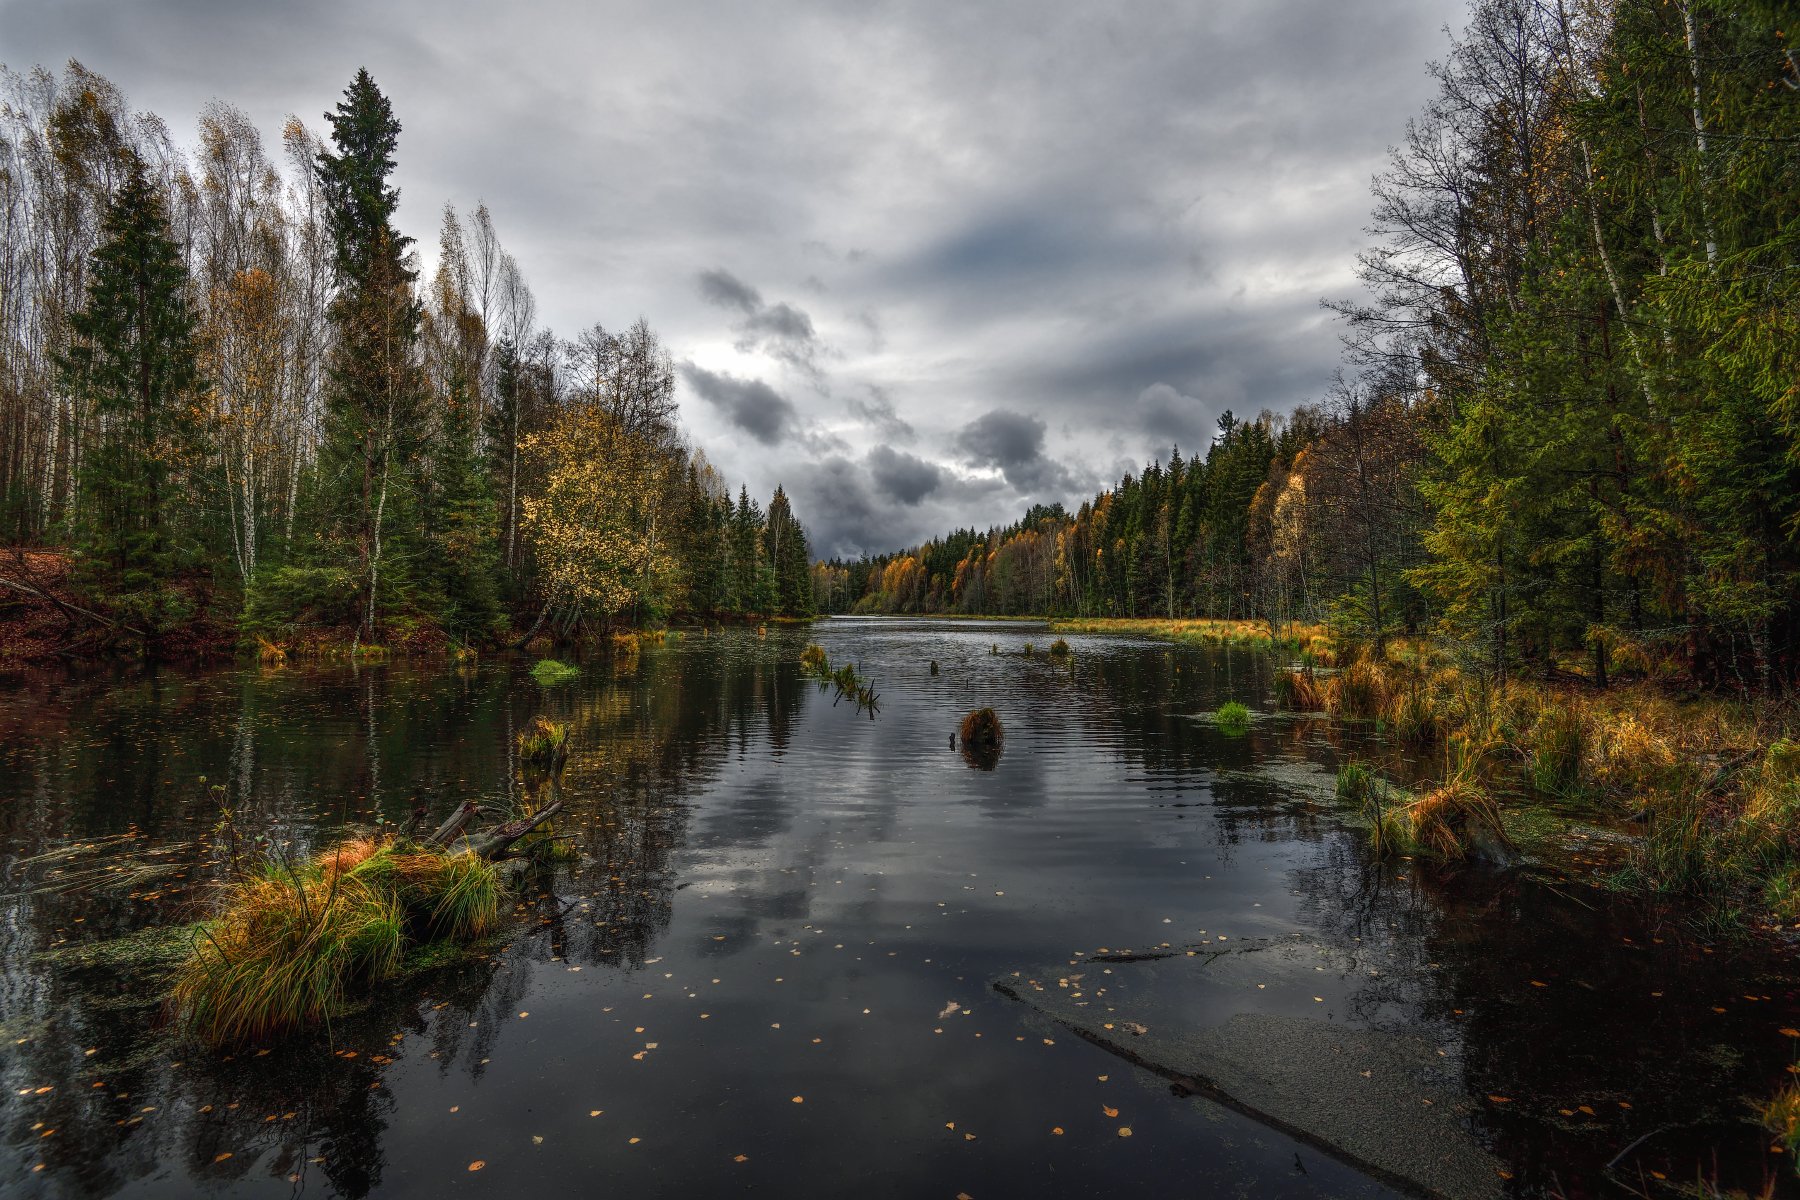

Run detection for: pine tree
[[58, 157, 208, 634]]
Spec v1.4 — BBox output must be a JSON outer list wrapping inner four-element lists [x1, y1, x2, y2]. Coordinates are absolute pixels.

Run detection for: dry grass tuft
[[170, 837, 504, 1045]]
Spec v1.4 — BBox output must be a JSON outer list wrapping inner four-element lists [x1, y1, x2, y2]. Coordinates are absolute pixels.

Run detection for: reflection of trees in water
[[0, 635, 811, 1197]]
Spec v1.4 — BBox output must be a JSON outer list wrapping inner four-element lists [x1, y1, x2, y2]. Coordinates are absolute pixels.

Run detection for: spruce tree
[[308, 69, 428, 639], [58, 158, 207, 634]]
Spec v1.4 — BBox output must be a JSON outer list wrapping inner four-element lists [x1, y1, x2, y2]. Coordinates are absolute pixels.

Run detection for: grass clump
[[800, 644, 829, 676], [169, 835, 505, 1045], [1272, 666, 1322, 710], [929, 659, 939, 675], [529, 658, 580, 685], [1049, 638, 1070, 657], [1760, 1083, 1800, 1174], [960, 707, 1004, 748], [1324, 658, 1387, 720], [1528, 706, 1586, 795], [1215, 701, 1251, 736], [1022, 642, 1035, 656], [516, 716, 571, 768]]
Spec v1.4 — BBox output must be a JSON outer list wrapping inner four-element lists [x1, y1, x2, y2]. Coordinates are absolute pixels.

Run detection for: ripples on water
[[1, 618, 1796, 1197]]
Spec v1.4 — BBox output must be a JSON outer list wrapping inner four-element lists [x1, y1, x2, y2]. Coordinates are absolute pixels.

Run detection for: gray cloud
[[679, 363, 797, 446], [955, 408, 1073, 497], [866, 446, 941, 506], [848, 385, 913, 442], [3, 0, 1462, 554], [697, 268, 762, 314]]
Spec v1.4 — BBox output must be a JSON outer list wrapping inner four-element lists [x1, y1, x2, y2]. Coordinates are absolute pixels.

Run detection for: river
[[2, 618, 1795, 1197]]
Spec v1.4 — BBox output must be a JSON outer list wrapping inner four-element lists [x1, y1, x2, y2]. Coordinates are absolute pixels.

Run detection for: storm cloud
[[1, 0, 1465, 556], [867, 446, 941, 506], [678, 363, 798, 446]]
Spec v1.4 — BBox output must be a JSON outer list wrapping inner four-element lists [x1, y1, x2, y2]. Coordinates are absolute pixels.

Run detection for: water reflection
[[0, 623, 1795, 1198]]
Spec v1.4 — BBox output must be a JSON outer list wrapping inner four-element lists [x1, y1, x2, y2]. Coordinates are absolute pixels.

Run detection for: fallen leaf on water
[[1103, 1106, 1119, 1118], [1488, 1095, 1512, 1104], [628, 1137, 640, 1145], [939, 1001, 962, 1019], [467, 1161, 485, 1172], [1121, 1022, 1148, 1036], [1118, 1127, 1133, 1138], [791, 1096, 804, 1104], [734, 1154, 748, 1163], [946, 1122, 955, 1130], [964, 1133, 975, 1141], [589, 1110, 602, 1117], [1781, 1028, 1800, 1038], [532, 1135, 544, 1145], [212, 1152, 232, 1163], [1052, 1127, 1064, 1136]]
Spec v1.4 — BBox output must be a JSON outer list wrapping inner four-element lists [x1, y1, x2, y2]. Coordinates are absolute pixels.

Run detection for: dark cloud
[[866, 446, 941, 506], [679, 363, 797, 446], [954, 409, 1073, 496]]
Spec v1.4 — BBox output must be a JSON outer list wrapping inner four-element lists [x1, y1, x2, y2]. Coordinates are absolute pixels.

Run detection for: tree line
[[0, 63, 814, 651], [825, 0, 1798, 691]]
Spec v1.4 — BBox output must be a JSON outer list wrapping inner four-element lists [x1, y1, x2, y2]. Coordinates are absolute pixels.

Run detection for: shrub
[[242, 565, 361, 632]]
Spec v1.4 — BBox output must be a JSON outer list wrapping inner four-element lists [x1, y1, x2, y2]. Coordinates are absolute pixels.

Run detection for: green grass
[[529, 658, 580, 685], [1215, 701, 1250, 736]]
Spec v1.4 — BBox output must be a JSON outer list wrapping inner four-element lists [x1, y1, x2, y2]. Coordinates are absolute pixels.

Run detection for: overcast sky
[[3, 0, 1464, 558]]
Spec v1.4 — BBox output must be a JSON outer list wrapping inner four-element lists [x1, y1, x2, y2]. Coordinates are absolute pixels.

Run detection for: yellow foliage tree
[[519, 404, 676, 620]]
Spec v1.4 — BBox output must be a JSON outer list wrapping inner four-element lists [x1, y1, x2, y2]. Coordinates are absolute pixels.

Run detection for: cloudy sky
[[3, 0, 1464, 558]]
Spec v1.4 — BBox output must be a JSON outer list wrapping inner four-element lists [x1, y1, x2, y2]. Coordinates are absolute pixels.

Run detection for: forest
[[0, 65, 815, 658], [824, 0, 1798, 693]]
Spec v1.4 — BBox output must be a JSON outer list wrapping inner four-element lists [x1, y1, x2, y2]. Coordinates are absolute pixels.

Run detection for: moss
[[35, 922, 201, 981]]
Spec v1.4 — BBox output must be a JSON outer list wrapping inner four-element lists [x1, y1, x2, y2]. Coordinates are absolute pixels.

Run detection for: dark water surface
[[3, 618, 1798, 1198]]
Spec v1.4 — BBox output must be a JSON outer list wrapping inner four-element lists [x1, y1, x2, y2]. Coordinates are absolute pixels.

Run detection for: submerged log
[[461, 799, 566, 861], [424, 800, 482, 848]]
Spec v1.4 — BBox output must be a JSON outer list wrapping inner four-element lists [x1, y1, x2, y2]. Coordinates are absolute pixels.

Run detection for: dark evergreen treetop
[[316, 68, 412, 286]]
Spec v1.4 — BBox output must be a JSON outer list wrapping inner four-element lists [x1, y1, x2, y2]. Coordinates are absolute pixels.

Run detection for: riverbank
[[1062, 617, 1798, 931]]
